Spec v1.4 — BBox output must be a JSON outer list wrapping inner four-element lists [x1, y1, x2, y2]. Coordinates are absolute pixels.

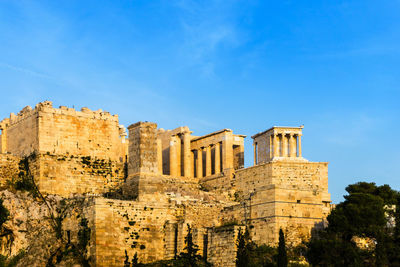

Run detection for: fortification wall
[[34, 154, 125, 196], [234, 161, 329, 198], [0, 154, 20, 187], [38, 105, 126, 161], [199, 173, 232, 192], [0, 101, 127, 161], [5, 109, 39, 157], [92, 198, 177, 266], [91, 196, 232, 266], [206, 225, 244, 267], [225, 161, 330, 245]]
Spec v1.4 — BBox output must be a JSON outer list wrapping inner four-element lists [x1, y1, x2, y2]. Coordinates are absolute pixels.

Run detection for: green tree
[[124, 250, 131, 267], [277, 229, 287, 267], [131, 252, 139, 267], [236, 227, 249, 267], [306, 182, 400, 267], [177, 224, 203, 267], [235, 227, 276, 267]]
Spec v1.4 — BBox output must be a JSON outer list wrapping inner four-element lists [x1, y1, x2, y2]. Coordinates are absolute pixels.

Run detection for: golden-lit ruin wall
[[2, 107, 39, 157], [90, 197, 227, 266], [37, 103, 127, 161], [223, 161, 330, 245], [36, 154, 126, 196], [0, 101, 128, 160], [0, 154, 20, 187], [0, 101, 333, 266], [0, 102, 128, 196], [91, 198, 176, 266], [206, 225, 245, 267]]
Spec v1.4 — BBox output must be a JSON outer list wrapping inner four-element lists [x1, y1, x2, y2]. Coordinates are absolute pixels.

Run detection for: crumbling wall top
[[2, 101, 119, 128]]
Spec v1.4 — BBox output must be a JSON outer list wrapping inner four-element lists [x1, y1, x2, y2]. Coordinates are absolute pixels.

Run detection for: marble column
[[157, 138, 163, 174], [176, 135, 181, 176], [206, 145, 212, 177], [298, 134, 302, 157], [273, 133, 279, 158], [282, 134, 288, 157], [196, 148, 203, 178], [222, 132, 234, 171], [190, 150, 195, 177], [289, 134, 296, 157], [183, 132, 192, 177], [253, 142, 257, 165], [215, 142, 221, 174], [169, 136, 178, 176]]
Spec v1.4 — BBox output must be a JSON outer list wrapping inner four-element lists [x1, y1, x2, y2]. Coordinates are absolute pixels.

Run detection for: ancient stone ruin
[[0, 101, 331, 266]]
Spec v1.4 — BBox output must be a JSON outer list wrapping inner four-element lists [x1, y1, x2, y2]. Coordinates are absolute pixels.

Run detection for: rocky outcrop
[[0, 190, 92, 266]]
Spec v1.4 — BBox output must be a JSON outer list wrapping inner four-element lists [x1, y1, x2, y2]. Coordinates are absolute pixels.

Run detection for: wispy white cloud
[[315, 43, 400, 59], [320, 112, 384, 146], [0, 62, 55, 80], [173, 0, 243, 75]]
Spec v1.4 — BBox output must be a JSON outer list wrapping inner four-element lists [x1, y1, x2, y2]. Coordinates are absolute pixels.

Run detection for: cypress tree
[[277, 229, 287, 267], [179, 224, 201, 267], [236, 228, 247, 267], [131, 252, 139, 267]]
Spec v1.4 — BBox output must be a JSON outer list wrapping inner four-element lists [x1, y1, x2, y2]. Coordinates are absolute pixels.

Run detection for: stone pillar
[[298, 134, 302, 157], [196, 148, 203, 178], [206, 145, 212, 177], [282, 134, 288, 157], [157, 138, 163, 174], [170, 136, 178, 177], [215, 142, 221, 174], [253, 142, 257, 166], [288, 134, 295, 157], [222, 132, 234, 171], [124, 121, 159, 198], [176, 135, 181, 176], [238, 144, 244, 169], [183, 132, 192, 177], [127, 122, 158, 175], [190, 150, 195, 177], [273, 133, 279, 158]]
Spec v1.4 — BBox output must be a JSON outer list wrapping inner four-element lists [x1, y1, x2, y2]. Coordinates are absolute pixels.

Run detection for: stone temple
[[0, 101, 331, 266]]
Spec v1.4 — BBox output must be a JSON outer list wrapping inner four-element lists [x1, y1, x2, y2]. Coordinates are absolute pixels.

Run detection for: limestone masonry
[[0, 101, 332, 266]]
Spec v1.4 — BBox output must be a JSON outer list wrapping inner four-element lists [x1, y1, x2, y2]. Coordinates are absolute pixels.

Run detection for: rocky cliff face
[[0, 190, 92, 266]]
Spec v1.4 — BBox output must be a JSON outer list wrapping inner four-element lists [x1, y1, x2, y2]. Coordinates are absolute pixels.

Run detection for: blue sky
[[1, 0, 399, 203]]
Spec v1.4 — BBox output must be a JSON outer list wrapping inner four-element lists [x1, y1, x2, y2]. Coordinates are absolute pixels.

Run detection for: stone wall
[[36, 153, 126, 196], [223, 161, 330, 245], [0, 101, 127, 161], [206, 225, 244, 267], [127, 122, 158, 175], [91, 198, 177, 266], [37, 103, 127, 161], [4, 108, 39, 157], [0, 154, 20, 187]]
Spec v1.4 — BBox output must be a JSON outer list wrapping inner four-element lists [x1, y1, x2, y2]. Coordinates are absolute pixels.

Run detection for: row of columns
[[194, 142, 221, 178], [169, 132, 193, 177], [271, 133, 302, 158], [166, 132, 234, 178]]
